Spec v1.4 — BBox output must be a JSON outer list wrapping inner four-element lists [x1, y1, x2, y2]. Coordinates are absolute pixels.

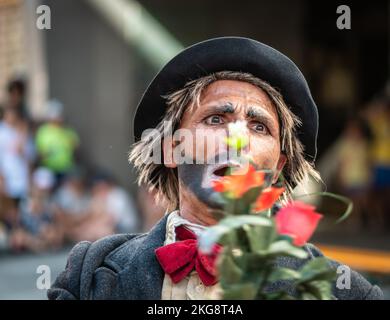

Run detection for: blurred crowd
[[0, 79, 165, 254], [318, 90, 390, 233]]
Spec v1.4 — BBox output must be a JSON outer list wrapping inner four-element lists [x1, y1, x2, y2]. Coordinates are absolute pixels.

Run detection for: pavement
[[0, 248, 69, 300]]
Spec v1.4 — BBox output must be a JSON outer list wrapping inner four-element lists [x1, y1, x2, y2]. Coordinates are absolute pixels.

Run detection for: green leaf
[[233, 197, 253, 216], [268, 267, 301, 282], [297, 257, 336, 283], [239, 252, 267, 271], [198, 215, 272, 253], [223, 187, 263, 216], [241, 186, 263, 205], [306, 281, 333, 300], [222, 283, 258, 300], [244, 224, 276, 252], [263, 291, 296, 300], [293, 191, 353, 223], [300, 292, 317, 300], [297, 280, 333, 300], [267, 240, 309, 259], [219, 253, 243, 284]]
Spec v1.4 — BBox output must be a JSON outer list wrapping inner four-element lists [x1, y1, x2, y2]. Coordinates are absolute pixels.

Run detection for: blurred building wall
[[23, 0, 49, 118], [141, 0, 305, 67], [42, 0, 306, 190], [44, 0, 136, 189], [0, 0, 26, 102]]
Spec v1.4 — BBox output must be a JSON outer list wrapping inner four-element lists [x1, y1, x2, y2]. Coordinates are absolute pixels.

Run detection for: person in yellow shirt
[[366, 98, 390, 230], [35, 100, 79, 184]]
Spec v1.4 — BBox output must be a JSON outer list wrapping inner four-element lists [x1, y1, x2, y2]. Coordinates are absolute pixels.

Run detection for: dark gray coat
[[47, 213, 384, 300]]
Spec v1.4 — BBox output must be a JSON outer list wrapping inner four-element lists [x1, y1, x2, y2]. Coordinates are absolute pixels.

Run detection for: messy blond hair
[[129, 71, 320, 211]]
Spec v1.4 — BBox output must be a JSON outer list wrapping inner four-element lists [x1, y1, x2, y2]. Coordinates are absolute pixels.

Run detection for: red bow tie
[[155, 225, 222, 286]]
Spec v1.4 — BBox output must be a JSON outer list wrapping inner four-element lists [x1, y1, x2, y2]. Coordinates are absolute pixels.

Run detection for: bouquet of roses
[[198, 121, 351, 300]]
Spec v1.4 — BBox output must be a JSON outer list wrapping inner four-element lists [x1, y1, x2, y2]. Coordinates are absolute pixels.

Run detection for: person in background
[[59, 172, 139, 243], [52, 168, 91, 243], [35, 99, 80, 185], [0, 79, 30, 120], [88, 172, 140, 234], [137, 184, 166, 232], [0, 174, 17, 228], [0, 175, 14, 251], [0, 107, 35, 224], [365, 97, 390, 231], [0, 174, 25, 253], [335, 117, 372, 230], [19, 167, 63, 252]]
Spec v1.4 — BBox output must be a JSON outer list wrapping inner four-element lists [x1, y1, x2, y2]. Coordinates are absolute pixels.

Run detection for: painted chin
[[177, 162, 238, 209]]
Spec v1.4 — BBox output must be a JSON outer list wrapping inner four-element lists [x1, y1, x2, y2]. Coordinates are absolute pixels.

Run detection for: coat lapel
[[117, 213, 169, 299]]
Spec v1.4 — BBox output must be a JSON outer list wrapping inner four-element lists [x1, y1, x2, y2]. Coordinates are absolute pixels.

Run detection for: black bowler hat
[[133, 36, 318, 161]]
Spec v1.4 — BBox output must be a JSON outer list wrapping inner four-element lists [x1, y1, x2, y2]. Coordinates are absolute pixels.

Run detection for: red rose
[[275, 201, 323, 246]]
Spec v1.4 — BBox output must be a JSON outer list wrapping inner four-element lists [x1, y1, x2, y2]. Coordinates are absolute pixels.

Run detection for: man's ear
[[273, 153, 287, 184], [162, 137, 177, 168]]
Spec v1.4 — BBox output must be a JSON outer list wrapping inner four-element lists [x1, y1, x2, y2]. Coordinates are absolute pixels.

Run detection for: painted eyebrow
[[246, 106, 276, 129], [246, 106, 272, 121], [206, 103, 235, 114]]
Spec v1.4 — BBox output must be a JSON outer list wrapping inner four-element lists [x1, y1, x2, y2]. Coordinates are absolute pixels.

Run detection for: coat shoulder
[[103, 233, 149, 271], [47, 233, 142, 300], [304, 243, 384, 300]]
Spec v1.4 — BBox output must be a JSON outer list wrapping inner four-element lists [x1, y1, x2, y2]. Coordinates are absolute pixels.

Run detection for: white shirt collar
[[164, 210, 207, 244]]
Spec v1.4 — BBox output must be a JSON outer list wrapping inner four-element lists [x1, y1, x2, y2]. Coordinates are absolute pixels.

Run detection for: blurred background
[[0, 0, 389, 299]]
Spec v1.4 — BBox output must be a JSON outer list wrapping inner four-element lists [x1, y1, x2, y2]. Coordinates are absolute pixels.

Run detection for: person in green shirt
[[35, 100, 79, 182]]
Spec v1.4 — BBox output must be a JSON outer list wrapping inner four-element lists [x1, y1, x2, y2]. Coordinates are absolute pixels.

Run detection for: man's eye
[[251, 122, 268, 133], [205, 115, 224, 125]]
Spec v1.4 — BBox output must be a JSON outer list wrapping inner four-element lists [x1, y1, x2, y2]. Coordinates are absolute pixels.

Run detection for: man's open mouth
[[213, 166, 230, 177], [210, 163, 240, 179]]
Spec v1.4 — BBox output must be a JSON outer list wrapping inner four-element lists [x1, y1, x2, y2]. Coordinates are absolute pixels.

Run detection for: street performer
[[48, 37, 383, 300]]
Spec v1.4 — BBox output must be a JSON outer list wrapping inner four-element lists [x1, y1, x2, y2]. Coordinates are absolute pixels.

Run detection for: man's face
[[164, 80, 286, 218]]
